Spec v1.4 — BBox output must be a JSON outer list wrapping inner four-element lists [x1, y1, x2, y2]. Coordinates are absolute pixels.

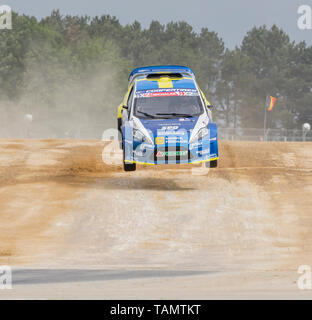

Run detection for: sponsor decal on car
[[189, 142, 202, 149], [135, 88, 199, 98], [155, 137, 165, 145], [161, 126, 179, 130], [196, 149, 210, 156], [156, 150, 188, 157], [165, 137, 187, 143], [157, 130, 185, 136]]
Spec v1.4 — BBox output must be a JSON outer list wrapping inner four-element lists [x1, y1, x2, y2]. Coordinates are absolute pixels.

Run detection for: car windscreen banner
[[135, 88, 199, 98]]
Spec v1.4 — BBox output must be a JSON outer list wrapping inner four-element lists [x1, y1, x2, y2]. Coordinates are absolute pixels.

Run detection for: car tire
[[123, 144, 136, 171], [118, 119, 123, 149], [117, 118, 122, 135], [124, 162, 136, 171], [205, 160, 218, 168]]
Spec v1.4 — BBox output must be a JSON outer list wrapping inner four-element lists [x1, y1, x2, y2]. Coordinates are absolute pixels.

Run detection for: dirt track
[[0, 139, 312, 299]]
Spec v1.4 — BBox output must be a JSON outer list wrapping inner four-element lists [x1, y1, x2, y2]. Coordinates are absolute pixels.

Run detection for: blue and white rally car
[[117, 65, 218, 171]]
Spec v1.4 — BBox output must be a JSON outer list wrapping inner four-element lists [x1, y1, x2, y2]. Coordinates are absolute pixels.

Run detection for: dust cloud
[[0, 50, 123, 139]]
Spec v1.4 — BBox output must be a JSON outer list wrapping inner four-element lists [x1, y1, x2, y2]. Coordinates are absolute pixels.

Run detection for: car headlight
[[133, 128, 147, 142], [190, 127, 209, 143]]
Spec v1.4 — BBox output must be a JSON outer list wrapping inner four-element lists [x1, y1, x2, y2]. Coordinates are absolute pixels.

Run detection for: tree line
[[0, 10, 311, 137]]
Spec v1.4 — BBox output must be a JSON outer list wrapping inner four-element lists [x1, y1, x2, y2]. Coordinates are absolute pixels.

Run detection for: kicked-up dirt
[[0, 139, 312, 299]]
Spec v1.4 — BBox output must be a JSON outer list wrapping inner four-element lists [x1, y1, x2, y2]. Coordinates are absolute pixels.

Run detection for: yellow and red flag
[[268, 96, 277, 111]]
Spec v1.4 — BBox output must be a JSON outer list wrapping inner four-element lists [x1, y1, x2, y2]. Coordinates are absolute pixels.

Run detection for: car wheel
[[117, 118, 122, 135], [124, 162, 136, 171], [205, 160, 218, 168], [123, 145, 136, 171], [118, 119, 123, 149]]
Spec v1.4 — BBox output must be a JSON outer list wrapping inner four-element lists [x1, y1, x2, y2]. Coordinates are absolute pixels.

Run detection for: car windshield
[[133, 90, 204, 119]]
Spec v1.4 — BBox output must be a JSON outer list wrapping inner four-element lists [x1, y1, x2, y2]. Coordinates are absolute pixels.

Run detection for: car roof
[[128, 65, 195, 83], [135, 75, 197, 91]]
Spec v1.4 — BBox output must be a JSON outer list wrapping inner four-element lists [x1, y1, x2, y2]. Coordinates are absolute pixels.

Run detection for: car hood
[[132, 113, 209, 144], [139, 117, 199, 137]]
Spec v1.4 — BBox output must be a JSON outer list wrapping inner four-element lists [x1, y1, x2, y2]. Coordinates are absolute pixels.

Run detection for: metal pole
[[264, 96, 268, 141]]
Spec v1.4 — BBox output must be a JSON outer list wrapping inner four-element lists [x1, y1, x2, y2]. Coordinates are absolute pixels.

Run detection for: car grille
[[151, 146, 193, 162]]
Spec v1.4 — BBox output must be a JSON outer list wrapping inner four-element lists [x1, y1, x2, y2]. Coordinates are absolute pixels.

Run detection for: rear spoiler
[[128, 65, 195, 85]]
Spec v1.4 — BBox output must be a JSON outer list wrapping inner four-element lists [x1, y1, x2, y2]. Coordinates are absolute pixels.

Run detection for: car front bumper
[[124, 138, 218, 166]]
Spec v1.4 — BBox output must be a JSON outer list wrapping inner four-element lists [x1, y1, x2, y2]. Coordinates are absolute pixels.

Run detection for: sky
[[4, 0, 312, 48]]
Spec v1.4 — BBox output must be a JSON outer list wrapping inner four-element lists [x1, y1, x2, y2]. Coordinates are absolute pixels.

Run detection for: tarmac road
[[0, 139, 312, 299]]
